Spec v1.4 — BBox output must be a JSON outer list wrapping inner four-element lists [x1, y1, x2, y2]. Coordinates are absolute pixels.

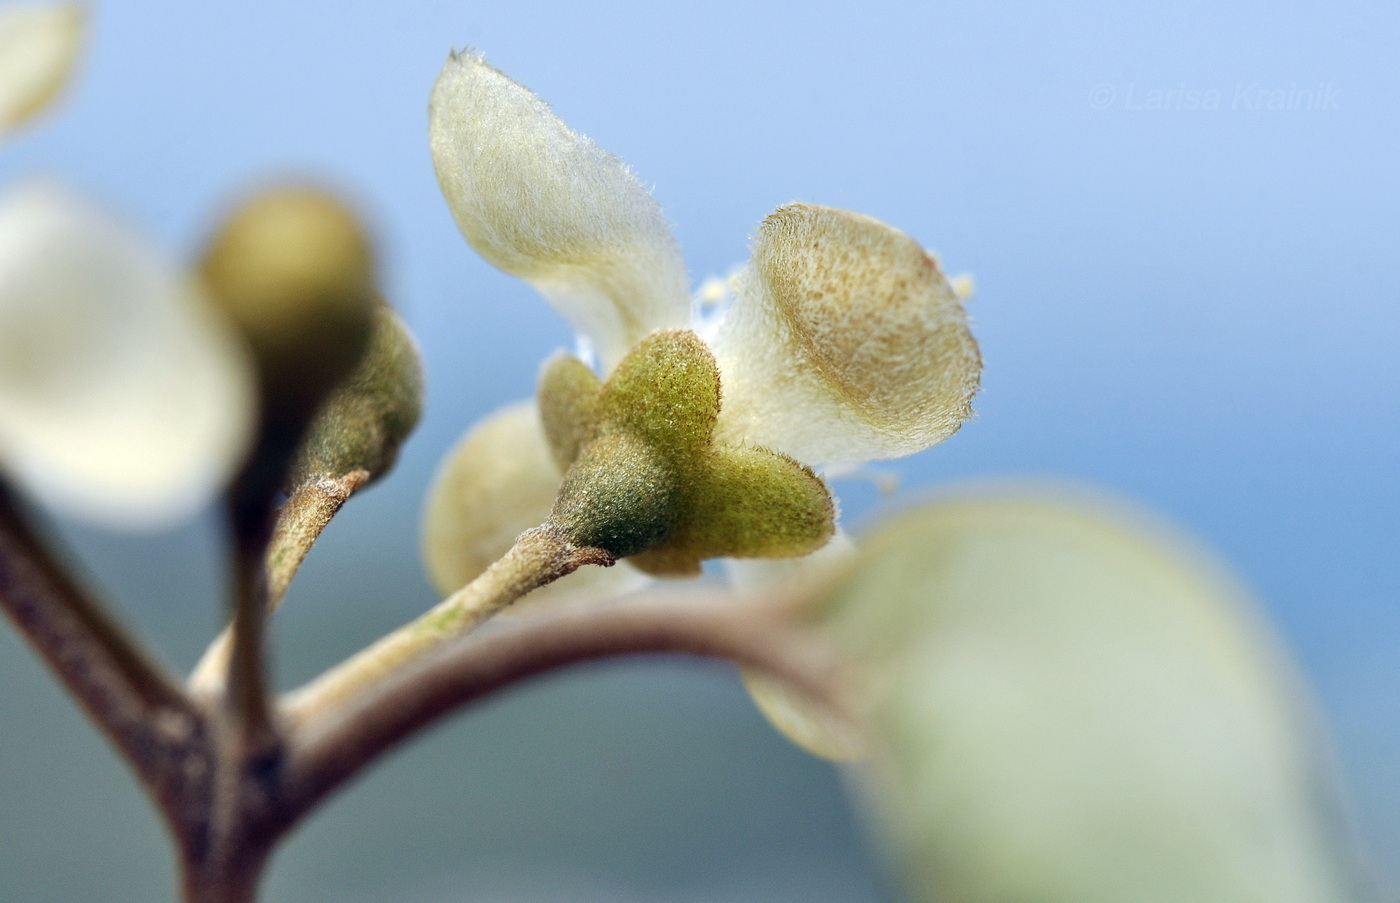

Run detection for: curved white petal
[[0, 1, 82, 133], [711, 204, 981, 464], [834, 491, 1358, 903], [421, 400, 647, 608], [0, 181, 255, 527], [726, 532, 866, 761], [429, 51, 690, 371]]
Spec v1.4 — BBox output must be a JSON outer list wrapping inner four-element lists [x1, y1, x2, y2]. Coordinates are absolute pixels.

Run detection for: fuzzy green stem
[[282, 525, 613, 729], [190, 470, 370, 693]]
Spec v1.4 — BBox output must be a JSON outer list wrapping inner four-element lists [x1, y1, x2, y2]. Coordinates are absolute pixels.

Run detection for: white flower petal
[[712, 204, 981, 464], [421, 400, 647, 607], [0, 181, 255, 527], [0, 1, 82, 133], [834, 491, 1357, 903], [726, 533, 866, 761], [429, 51, 690, 371]]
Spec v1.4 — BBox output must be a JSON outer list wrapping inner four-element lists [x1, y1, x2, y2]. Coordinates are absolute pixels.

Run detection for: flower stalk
[[284, 525, 614, 728], [189, 469, 372, 693]]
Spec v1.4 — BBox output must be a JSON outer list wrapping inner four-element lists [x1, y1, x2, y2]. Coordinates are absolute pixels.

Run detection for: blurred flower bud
[[287, 304, 423, 489], [0, 1, 83, 134], [199, 186, 378, 434]]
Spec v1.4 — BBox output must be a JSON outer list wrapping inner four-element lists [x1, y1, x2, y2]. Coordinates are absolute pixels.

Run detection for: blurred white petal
[[429, 51, 690, 371], [421, 400, 646, 607], [727, 533, 865, 761], [0, 1, 82, 133], [831, 490, 1359, 903], [0, 181, 255, 527], [712, 204, 980, 464]]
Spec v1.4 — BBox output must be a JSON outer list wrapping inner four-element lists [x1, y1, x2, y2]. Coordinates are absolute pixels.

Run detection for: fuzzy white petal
[[421, 400, 647, 607], [0, 182, 255, 526], [0, 1, 82, 133], [429, 51, 690, 371], [712, 204, 981, 464]]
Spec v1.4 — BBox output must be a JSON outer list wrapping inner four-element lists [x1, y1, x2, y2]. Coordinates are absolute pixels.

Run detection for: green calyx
[[287, 303, 425, 489], [541, 329, 836, 575]]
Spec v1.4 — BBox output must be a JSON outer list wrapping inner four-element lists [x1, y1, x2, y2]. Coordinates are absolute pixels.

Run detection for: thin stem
[[0, 483, 200, 798], [283, 525, 613, 728], [277, 589, 841, 830], [225, 527, 276, 755], [189, 470, 369, 693]]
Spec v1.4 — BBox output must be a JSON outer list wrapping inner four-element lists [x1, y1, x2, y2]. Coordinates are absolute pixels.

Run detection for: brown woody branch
[[275, 590, 838, 833], [0, 483, 206, 829]]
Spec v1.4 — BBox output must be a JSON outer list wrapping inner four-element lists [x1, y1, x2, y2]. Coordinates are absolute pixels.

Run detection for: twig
[[282, 525, 613, 726], [0, 482, 203, 820], [189, 470, 370, 693], [277, 588, 841, 831]]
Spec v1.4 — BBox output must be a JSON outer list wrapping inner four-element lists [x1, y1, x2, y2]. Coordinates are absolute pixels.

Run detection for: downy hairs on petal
[[712, 203, 981, 464], [429, 51, 690, 371]]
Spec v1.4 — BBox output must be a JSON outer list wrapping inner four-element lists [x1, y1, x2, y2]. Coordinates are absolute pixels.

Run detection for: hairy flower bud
[[288, 304, 423, 489]]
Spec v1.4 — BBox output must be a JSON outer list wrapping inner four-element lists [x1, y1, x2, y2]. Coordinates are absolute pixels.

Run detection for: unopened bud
[[288, 304, 423, 489], [200, 185, 377, 426]]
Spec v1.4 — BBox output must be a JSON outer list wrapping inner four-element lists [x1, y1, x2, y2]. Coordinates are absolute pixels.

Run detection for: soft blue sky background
[[0, 1, 1397, 901]]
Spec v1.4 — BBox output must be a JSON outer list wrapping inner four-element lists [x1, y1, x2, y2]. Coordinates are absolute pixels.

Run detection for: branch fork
[[0, 478, 840, 903]]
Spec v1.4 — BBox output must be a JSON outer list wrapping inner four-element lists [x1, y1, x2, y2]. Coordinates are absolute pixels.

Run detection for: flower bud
[[0, 1, 83, 133], [200, 186, 378, 429], [287, 304, 423, 489]]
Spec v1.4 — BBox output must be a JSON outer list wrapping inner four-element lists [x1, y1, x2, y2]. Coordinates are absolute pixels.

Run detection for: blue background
[[1, 1, 1396, 900]]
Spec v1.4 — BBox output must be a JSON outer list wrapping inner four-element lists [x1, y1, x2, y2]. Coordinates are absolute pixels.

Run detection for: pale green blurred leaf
[[822, 490, 1363, 903]]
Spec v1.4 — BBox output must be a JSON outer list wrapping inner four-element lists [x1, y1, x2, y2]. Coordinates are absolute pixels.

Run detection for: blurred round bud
[[0, 1, 84, 134], [199, 186, 377, 426]]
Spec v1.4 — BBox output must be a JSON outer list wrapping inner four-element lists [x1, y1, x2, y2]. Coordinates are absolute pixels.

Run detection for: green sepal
[[550, 430, 677, 558], [537, 353, 601, 472], [545, 329, 835, 570], [597, 329, 719, 455], [631, 446, 835, 576]]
